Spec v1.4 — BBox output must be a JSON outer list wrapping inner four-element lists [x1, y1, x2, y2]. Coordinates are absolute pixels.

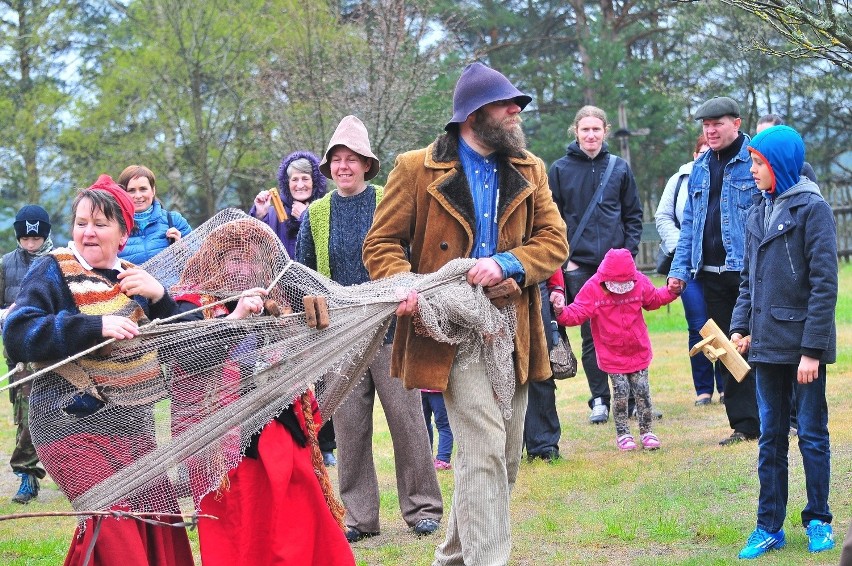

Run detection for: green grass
[[1, 264, 851, 565]]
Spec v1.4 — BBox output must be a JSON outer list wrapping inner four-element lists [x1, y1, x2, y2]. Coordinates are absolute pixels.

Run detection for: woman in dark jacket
[[250, 150, 335, 464]]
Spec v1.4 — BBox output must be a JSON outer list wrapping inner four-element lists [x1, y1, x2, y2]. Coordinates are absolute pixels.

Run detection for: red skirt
[[63, 514, 194, 566], [198, 419, 354, 566], [37, 433, 194, 566]]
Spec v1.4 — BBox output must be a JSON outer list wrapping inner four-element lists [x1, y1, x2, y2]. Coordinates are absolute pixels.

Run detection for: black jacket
[[548, 141, 643, 268]]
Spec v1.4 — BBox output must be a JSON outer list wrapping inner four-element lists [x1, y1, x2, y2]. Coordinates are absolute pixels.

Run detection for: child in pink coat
[[550, 248, 679, 451]]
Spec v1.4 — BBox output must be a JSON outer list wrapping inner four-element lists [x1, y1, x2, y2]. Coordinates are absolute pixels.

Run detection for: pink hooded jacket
[[550, 248, 678, 374]]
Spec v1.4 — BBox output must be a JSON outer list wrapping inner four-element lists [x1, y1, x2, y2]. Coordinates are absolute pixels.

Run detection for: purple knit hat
[[276, 150, 327, 209], [445, 62, 532, 131]]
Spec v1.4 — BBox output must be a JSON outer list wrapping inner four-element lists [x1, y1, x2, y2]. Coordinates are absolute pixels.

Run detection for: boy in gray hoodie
[[730, 125, 837, 559]]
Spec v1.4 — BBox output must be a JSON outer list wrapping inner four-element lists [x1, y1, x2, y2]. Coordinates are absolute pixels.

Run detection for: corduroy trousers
[[434, 358, 528, 566]]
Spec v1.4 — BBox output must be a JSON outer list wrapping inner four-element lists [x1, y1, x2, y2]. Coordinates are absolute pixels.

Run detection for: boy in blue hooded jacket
[[730, 125, 837, 559]]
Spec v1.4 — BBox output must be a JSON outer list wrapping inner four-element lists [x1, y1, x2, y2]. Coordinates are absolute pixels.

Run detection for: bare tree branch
[[677, 0, 852, 70]]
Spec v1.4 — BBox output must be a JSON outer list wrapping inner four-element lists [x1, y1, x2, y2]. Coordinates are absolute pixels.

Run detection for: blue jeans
[[422, 391, 454, 462], [755, 362, 831, 533], [681, 278, 723, 397]]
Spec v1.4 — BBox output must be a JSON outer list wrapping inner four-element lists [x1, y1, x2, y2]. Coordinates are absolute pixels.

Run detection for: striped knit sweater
[[3, 250, 178, 364], [3, 250, 184, 425]]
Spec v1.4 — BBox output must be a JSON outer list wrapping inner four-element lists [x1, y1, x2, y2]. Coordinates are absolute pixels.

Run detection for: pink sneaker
[[641, 433, 661, 450], [434, 459, 452, 470], [616, 434, 637, 451]]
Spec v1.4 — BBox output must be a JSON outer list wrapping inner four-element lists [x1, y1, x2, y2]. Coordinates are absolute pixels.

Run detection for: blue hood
[[748, 125, 805, 198]]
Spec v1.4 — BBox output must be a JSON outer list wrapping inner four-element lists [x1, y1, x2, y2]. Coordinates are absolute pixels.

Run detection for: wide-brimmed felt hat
[[445, 62, 531, 131], [319, 116, 380, 181]]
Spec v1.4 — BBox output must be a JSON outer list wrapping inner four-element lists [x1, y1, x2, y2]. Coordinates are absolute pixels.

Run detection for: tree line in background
[[0, 0, 849, 250]]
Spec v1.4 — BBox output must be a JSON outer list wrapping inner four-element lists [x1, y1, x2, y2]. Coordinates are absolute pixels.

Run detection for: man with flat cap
[[668, 96, 761, 446], [364, 62, 568, 564]]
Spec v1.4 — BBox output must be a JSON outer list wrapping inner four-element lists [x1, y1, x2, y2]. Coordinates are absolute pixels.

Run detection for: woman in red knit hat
[[3, 175, 197, 566]]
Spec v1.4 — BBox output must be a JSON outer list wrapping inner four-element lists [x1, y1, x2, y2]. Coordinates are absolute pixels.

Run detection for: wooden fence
[[637, 182, 852, 272]]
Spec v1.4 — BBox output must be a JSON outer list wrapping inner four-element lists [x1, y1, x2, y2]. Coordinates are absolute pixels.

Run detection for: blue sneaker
[[11, 472, 39, 504], [738, 528, 785, 559], [322, 451, 337, 467], [806, 520, 834, 553]]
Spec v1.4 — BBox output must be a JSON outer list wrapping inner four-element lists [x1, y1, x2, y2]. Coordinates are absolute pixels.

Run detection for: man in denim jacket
[[667, 96, 760, 446]]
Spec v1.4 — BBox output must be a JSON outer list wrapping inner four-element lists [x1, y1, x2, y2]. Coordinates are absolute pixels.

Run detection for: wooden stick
[[0, 510, 217, 522], [268, 187, 287, 222]]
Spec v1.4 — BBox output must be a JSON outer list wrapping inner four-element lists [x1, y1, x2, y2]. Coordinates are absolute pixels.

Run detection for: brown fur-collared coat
[[363, 133, 569, 391]]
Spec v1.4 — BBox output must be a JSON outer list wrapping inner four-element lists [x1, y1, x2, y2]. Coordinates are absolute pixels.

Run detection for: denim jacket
[[669, 134, 758, 280]]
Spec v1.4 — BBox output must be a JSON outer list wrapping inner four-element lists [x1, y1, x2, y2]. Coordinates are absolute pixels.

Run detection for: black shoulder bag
[[167, 210, 177, 245], [655, 173, 687, 275], [568, 155, 617, 262]]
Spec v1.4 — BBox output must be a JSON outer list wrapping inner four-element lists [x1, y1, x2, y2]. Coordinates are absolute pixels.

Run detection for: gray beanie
[[445, 62, 532, 131]]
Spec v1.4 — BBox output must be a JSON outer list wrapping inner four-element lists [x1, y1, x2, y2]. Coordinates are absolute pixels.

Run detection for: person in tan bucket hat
[[318, 115, 380, 183], [296, 115, 443, 543]]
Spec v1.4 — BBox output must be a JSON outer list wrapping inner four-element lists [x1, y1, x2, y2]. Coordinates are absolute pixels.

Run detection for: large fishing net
[[20, 208, 517, 520]]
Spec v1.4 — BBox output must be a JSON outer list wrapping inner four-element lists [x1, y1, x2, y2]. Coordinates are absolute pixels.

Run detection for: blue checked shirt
[[457, 138, 525, 283]]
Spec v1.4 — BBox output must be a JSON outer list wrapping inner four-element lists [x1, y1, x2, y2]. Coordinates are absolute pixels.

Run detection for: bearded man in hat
[[0, 204, 54, 503], [363, 63, 568, 564], [667, 96, 761, 446], [296, 115, 444, 544]]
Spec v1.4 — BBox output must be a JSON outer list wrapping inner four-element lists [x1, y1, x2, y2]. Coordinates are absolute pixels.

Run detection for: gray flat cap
[[694, 96, 740, 120]]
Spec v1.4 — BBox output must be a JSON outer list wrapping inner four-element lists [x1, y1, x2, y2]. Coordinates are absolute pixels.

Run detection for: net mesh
[[27, 209, 517, 519]]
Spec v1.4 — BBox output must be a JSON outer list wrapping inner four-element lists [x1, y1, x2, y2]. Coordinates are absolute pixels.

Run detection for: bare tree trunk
[[569, 0, 596, 104], [15, 1, 40, 202]]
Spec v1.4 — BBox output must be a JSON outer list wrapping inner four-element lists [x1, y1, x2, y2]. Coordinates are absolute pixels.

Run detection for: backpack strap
[[568, 155, 616, 261], [672, 173, 687, 229]]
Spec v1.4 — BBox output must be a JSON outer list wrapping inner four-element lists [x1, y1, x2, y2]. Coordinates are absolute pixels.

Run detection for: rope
[[299, 392, 346, 529], [0, 510, 217, 522]]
